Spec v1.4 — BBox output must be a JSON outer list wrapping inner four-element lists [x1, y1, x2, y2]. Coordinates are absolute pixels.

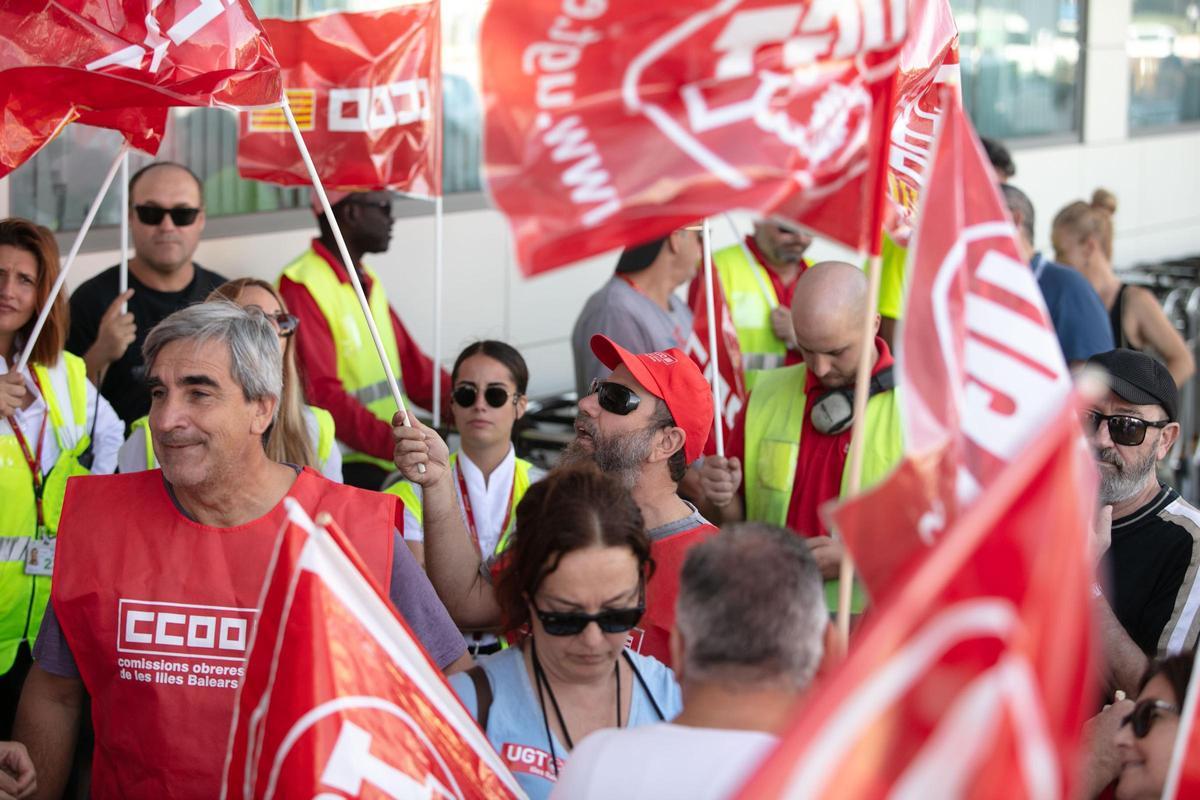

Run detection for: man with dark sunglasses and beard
[[67, 162, 227, 427], [392, 334, 718, 667], [1083, 349, 1200, 696]]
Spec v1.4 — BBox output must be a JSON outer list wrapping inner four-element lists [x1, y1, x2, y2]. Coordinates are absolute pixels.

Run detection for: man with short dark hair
[[693, 218, 813, 389], [572, 227, 702, 395], [396, 334, 717, 666], [550, 522, 838, 800], [1085, 349, 1200, 694], [278, 190, 450, 490], [68, 161, 227, 426], [1001, 183, 1113, 364], [15, 302, 468, 798]]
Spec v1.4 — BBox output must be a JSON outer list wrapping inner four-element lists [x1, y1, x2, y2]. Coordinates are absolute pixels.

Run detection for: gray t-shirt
[[34, 475, 466, 675], [647, 501, 711, 543], [572, 276, 693, 396]]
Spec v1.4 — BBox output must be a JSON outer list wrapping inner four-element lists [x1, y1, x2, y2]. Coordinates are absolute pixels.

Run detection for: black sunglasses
[[1121, 699, 1180, 738], [588, 379, 641, 416], [270, 311, 299, 338], [531, 598, 645, 637], [1083, 410, 1169, 447], [452, 384, 518, 409], [133, 205, 201, 227]]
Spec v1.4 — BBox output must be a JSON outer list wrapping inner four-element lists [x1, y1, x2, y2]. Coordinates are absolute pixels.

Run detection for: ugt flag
[[685, 261, 746, 450], [738, 398, 1098, 799], [830, 90, 1071, 604], [223, 500, 523, 800], [0, 0, 281, 177], [238, 6, 442, 196], [482, 0, 907, 274]]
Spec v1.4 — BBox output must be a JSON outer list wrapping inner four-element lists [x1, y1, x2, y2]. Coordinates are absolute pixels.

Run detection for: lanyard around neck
[[455, 457, 516, 557], [8, 370, 49, 529]]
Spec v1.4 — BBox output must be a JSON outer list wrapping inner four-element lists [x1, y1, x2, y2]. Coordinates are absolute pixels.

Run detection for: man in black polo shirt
[[67, 161, 227, 427], [1086, 349, 1200, 694]]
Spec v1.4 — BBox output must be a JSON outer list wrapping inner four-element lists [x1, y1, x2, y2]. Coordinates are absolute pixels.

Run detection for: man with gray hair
[[13, 302, 469, 798], [1000, 182, 1112, 364], [549, 523, 839, 800]]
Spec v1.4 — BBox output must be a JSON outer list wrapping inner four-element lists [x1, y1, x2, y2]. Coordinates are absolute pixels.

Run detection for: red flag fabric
[[737, 400, 1098, 799], [884, 0, 959, 246], [238, 7, 442, 195], [832, 91, 1071, 604], [482, 0, 907, 274], [685, 264, 746, 449], [0, 0, 281, 177], [223, 501, 522, 800]]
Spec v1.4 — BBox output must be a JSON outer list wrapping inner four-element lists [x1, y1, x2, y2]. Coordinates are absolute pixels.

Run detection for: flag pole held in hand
[[17, 144, 128, 371], [119, 151, 130, 315], [280, 96, 424, 472], [702, 218, 725, 457]]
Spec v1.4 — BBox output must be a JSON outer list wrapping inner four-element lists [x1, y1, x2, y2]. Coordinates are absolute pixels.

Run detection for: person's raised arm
[[12, 665, 83, 800], [392, 412, 502, 629]]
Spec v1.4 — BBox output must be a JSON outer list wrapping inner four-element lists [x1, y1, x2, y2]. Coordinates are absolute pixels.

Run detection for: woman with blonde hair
[[1052, 189, 1194, 386], [118, 277, 341, 480]]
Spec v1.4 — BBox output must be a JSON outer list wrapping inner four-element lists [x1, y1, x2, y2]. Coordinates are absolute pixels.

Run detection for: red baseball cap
[[589, 334, 713, 463]]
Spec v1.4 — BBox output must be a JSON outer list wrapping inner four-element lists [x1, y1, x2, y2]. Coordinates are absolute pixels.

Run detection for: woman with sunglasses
[[448, 462, 681, 800], [1111, 652, 1193, 799], [386, 341, 541, 579], [0, 218, 123, 735], [117, 278, 341, 481]]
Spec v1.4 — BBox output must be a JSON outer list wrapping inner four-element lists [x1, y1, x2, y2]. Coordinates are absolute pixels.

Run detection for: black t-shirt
[[67, 263, 228, 427], [1102, 485, 1200, 656]]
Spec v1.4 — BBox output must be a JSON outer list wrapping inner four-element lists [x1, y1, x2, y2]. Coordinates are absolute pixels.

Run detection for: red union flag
[[222, 501, 522, 800], [830, 90, 1070, 602], [238, 6, 441, 195], [737, 401, 1098, 799], [0, 0, 281, 177], [685, 267, 746, 448], [482, 0, 907, 274], [884, 0, 959, 245]]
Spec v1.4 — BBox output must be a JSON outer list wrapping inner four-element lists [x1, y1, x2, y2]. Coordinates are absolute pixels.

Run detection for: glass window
[[1129, 0, 1200, 130], [6, 0, 486, 231], [951, 0, 1084, 140]]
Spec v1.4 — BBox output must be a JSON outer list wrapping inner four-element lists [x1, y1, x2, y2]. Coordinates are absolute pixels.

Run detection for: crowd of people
[[0, 142, 1196, 799]]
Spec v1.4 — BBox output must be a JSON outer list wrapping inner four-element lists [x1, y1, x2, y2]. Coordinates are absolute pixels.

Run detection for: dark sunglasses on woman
[[531, 599, 645, 636], [1082, 409, 1169, 447], [133, 205, 202, 227], [588, 378, 641, 416], [452, 384, 519, 409], [1121, 699, 1180, 738], [269, 312, 299, 338]]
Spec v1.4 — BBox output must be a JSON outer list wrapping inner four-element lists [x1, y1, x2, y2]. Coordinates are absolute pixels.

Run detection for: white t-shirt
[[549, 722, 778, 800]]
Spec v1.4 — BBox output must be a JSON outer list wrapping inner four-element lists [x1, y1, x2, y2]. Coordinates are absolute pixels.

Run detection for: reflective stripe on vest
[[742, 363, 904, 527], [713, 243, 786, 391], [281, 248, 408, 470], [0, 352, 92, 674], [386, 452, 534, 558]]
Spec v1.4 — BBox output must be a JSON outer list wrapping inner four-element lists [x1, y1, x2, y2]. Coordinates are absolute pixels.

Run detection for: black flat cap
[[1086, 348, 1178, 421]]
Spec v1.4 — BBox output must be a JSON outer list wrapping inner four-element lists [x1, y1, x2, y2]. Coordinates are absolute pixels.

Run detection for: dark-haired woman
[[387, 341, 543, 583], [0, 218, 122, 735], [1113, 652, 1193, 800], [448, 463, 681, 799]]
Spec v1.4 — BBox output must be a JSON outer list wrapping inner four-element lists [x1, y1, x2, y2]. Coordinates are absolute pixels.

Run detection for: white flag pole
[[702, 218, 725, 457], [431, 194, 444, 430], [119, 150, 130, 314], [16, 144, 128, 371], [281, 97, 423, 471]]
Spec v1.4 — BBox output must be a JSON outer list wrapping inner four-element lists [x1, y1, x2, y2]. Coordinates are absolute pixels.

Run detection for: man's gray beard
[[561, 425, 655, 489], [1097, 445, 1159, 505]]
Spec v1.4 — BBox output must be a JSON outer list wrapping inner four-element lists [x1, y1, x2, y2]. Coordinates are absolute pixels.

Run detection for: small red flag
[[222, 501, 522, 799], [0, 0, 281, 177], [238, 6, 442, 195], [481, 0, 907, 274], [685, 265, 746, 450], [738, 400, 1098, 799]]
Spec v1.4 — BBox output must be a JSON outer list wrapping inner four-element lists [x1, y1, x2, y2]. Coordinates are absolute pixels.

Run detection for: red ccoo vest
[[51, 467, 395, 799], [632, 522, 719, 666]]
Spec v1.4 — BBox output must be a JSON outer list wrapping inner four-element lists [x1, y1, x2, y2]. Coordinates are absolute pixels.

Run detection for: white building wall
[[2, 0, 1198, 399]]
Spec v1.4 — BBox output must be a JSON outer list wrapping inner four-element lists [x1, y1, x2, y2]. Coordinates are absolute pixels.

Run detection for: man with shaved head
[[700, 262, 902, 587]]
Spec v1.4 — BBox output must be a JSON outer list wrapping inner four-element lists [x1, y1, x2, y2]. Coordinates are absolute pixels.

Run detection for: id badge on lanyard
[[9, 377, 54, 576], [25, 529, 55, 577]]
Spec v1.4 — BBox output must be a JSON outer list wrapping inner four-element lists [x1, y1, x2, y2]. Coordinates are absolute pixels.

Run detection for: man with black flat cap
[[1084, 348, 1200, 694]]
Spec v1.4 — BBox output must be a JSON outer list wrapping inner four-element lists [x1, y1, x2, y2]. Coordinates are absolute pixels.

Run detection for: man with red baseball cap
[[277, 189, 451, 491], [391, 334, 718, 666]]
